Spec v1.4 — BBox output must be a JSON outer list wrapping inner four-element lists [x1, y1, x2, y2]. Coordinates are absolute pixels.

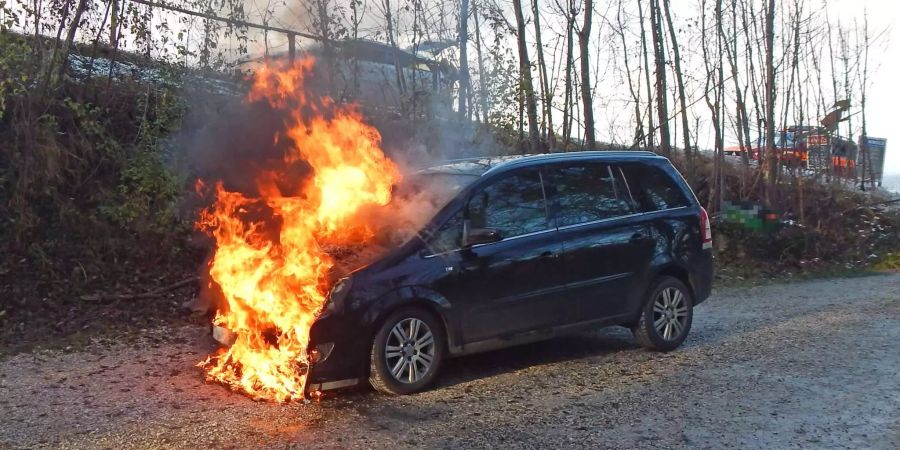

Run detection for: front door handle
[[539, 251, 559, 262], [460, 260, 481, 272]]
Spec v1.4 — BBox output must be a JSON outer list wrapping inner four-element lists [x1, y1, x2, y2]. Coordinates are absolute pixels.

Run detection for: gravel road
[[2, 274, 898, 449]]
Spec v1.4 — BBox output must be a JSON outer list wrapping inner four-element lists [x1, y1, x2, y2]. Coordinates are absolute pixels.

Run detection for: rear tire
[[633, 276, 693, 351], [369, 307, 445, 395]]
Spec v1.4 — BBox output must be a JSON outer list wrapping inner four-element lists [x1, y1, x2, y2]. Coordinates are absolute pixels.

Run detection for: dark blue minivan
[[302, 151, 713, 394]]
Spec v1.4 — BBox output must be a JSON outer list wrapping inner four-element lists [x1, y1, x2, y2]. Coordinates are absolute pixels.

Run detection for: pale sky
[[828, 0, 899, 175]]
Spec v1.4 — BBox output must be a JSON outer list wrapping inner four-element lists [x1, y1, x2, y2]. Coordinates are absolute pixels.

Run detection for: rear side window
[[468, 169, 549, 238], [549, 164, 633, 227], [621, 164, 690, 211]]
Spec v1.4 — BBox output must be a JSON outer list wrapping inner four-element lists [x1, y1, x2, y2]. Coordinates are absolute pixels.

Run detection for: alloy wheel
[[384, 318, 435, 384], [652, 287, 689, 341]]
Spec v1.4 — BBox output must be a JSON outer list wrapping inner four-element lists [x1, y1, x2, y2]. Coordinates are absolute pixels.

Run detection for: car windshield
[[399, 172, 479, 205]]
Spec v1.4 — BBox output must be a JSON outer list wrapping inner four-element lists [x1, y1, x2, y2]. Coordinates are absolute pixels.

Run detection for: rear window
[[621, 164, 690, 212]]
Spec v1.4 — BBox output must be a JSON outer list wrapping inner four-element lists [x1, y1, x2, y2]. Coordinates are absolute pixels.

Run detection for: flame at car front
[[196, 57, 401, 402]]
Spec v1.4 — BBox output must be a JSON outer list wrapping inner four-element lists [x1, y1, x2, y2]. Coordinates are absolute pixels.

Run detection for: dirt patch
[[1, 274, 898, 449]]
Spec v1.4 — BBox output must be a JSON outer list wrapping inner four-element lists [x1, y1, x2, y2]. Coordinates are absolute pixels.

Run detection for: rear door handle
[[630, 233, 649, 242]]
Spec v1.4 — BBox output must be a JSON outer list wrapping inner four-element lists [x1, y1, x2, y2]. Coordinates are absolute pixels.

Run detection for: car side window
[[427, 210, 464, 254], [550, 164, 633, 227], [622, 164, 690, 212], [468, 169, 549, 239]]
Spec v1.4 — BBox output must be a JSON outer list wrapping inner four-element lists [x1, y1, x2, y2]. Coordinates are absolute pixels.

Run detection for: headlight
[[322, 277, 352, 315]]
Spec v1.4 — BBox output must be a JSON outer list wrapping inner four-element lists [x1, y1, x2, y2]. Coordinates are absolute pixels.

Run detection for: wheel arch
[[364, 286, 455, 354], [653, 264, 695, 299]]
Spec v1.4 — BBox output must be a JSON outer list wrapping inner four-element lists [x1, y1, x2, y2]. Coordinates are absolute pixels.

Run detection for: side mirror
[[463, 223, 502, 247]]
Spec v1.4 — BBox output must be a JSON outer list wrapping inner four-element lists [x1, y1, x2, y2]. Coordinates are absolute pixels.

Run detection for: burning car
[[261, 151, 713, 395]]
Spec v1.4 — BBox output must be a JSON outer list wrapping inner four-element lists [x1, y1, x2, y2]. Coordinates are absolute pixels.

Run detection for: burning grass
[[196, 58, 401, 402]]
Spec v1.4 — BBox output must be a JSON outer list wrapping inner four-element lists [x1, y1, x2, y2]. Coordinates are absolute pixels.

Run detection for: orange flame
[[197, 57, 401, 402]]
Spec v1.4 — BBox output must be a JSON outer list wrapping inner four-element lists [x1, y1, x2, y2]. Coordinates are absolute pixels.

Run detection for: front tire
[[633, 276, 693, 351], [369, 307, 445, 395]]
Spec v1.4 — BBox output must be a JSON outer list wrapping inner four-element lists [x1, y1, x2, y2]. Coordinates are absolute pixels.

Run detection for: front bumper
[[306, 377, 360, 392], [306, 313, 371, 390], [209, 312, 370, 393]]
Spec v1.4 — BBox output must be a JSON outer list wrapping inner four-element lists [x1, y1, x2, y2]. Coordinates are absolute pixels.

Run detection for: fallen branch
[[80, 276, 199, 302]]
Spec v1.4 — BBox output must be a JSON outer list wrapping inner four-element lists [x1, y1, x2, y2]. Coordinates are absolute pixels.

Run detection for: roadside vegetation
[[1, 0, 898, 353]]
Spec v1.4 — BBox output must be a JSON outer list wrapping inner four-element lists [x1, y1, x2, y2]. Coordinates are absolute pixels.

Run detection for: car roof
[[417, 151, 665, 177]]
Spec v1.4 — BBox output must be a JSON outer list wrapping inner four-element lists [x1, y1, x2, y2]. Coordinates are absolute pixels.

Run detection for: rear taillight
[[699, 207, 713, 250]]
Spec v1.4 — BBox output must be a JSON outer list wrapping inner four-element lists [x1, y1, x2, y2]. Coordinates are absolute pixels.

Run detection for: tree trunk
[[661, 0, 690, 163], [764, 0, 777, 200], [531, 0, 554, 149], [701, 0, 722, 210], [729, 0, 752, 166], [638, 1, 655, 149], [616, 0, 644, 149], [457, 0, 470, 120], [473, 2, 489, 123], [649, 0, 671, 157], [57, 0, 90, 80], [578, 0, 596, 149], [562, 9, 575, 149], [383, 0, 406, 101], [512, 0, 540, 152], [110, 0, 119, 47]]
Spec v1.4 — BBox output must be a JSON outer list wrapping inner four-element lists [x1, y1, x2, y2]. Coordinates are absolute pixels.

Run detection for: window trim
[[555, 206, 689, 232], [420, 162, 695, 258]]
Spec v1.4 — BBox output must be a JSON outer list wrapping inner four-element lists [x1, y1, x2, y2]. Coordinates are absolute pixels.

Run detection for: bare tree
[[764, 0, 777, 199], [554, 0, 577, 149], [512, 0, 540, 152], [531, 0, 554, 149], [856, 12, 873, 189], [660, 0, 690, 163], [614, 0, 643, 148], [578, 0, 595, 149], [701, 0, 725, 211], [637, 0, 655, 149], [457, 0, 470, 120], [473, 1, 489, 123], [725, 0, 753, 166], [648, 0, 671, 156]]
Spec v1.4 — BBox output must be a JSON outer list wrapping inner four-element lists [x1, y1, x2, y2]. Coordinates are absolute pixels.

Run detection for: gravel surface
[[1, 274, 898, 449]]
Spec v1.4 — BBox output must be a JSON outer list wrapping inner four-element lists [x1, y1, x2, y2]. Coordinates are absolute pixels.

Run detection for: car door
[[427, 168, 568, 344], [546, 163, 654, 321]]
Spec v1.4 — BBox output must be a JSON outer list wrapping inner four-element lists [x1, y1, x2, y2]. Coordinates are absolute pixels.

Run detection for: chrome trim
[[470, 227, 556, 247], [565, 272, 632, 289], [537, 169, 551, 225], [555, 206, 690, 232], [424, 206, 692, 257], [617, 166, 638, 209], [307, 378, 359, 392], [557, 213, 643, 231], [481, 151, 662, 176], [422, 227, 557, 259], [607, 165, 622, 202]]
